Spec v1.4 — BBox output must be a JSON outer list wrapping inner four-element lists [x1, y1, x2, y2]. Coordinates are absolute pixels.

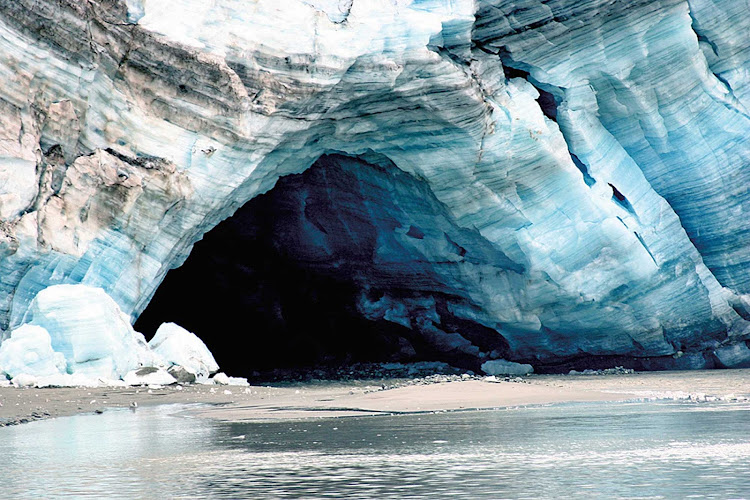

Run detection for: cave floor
[[0, 369, 748, 426]]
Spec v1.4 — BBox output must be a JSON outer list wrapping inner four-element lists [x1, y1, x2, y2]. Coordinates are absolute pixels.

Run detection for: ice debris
[[148, 322, 218, 381], [210, 372, 249, 386], [22, 285, 160, 380], [481, 359, 534, 376], [123, 367, 177, 386], [0, 285, 228, 388]]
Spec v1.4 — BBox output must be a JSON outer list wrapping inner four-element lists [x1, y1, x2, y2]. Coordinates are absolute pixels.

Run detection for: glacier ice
[[0, 324, 66, 379], [0, 0, 748, 372], [22, 285, 160, 380], [148, 322, 219, 380], [0, 285, 227, 386]]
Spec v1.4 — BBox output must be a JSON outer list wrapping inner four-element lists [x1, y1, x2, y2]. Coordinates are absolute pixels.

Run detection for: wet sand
[[0, 369, 748, 426]]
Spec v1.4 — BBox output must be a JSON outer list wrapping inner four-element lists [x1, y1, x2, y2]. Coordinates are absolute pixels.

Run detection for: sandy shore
[[1, 368, 748, 426]]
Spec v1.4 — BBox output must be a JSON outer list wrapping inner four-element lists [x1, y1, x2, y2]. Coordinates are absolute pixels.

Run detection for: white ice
[[148, 322, 219, 380], [0, 324, 66, 379], [22, 285, 162, 380]]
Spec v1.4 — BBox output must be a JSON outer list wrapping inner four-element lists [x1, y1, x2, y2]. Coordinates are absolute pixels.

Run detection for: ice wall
[[0, 0, 749, 370]]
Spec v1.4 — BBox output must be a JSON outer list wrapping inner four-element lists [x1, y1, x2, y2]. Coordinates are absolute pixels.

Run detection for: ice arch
[[1, 0, 750, 373], [136, 153, 522, 375]]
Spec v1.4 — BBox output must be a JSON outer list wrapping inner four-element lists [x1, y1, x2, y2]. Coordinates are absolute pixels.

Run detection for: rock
[[167, 365, 196, 384]]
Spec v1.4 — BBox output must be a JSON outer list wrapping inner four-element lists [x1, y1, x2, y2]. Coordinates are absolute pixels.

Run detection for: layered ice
[[0, 0, 748, 371]]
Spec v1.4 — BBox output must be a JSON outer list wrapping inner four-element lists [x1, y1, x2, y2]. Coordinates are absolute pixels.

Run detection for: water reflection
[[1, 401, 749, 499]]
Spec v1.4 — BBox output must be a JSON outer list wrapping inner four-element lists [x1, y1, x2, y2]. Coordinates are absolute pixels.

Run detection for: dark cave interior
[[134, 153, 516, 378]]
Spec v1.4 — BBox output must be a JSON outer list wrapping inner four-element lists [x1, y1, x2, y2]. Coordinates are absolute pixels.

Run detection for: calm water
[[1, 400, 749, 499]]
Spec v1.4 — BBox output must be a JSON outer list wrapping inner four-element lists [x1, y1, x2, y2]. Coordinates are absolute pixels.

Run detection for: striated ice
[[0, 0, 748, 371], [148, 322, 218, 380]]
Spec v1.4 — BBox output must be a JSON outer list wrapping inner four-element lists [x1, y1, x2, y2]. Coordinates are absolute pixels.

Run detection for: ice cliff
[[1, 0, 750, 373]]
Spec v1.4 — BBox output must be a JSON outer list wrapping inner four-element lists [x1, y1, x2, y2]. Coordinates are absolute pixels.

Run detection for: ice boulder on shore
[[148, 322, 219, 380], [123, 367, 177, 386], [21, 285, 162, 380], [0, 324, 66, 379], [481, 359, 534, 377], [0, 285, 232, 387]]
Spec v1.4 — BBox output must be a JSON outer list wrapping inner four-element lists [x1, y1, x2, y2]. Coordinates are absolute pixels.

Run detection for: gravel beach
[[1, 369, 748, 426]]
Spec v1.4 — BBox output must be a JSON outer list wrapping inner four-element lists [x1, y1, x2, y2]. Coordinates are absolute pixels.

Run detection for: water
[[1, 400, 749, 499]]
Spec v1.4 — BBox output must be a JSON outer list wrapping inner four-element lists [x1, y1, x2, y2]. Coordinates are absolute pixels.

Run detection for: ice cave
[[1, 0, 750, 383]]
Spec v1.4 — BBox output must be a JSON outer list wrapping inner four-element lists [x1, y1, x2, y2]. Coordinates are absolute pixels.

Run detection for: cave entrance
[[135, 153, 512, 379]]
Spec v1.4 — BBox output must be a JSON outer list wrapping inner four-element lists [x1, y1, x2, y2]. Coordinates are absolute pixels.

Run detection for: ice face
[[0, 0, 748, 370], [148, 322, 219, 380]]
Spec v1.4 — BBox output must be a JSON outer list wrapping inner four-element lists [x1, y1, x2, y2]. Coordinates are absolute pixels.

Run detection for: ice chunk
[[23, 285, 161, 379], [11, 373, 39, 387], [481, 359, 534, 376], [0, 324, 66, 379], [148, 322, 218, 380], [225, 376, 249, 386], [209, 372, 248, 386], [123, 367, 177, 386]]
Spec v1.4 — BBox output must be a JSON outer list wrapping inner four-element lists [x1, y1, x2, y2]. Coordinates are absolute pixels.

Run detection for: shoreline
[[1, 368, 748, 426]]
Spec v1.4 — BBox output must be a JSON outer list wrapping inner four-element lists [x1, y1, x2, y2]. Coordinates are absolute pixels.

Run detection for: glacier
[[0, 0, 749, 374]]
